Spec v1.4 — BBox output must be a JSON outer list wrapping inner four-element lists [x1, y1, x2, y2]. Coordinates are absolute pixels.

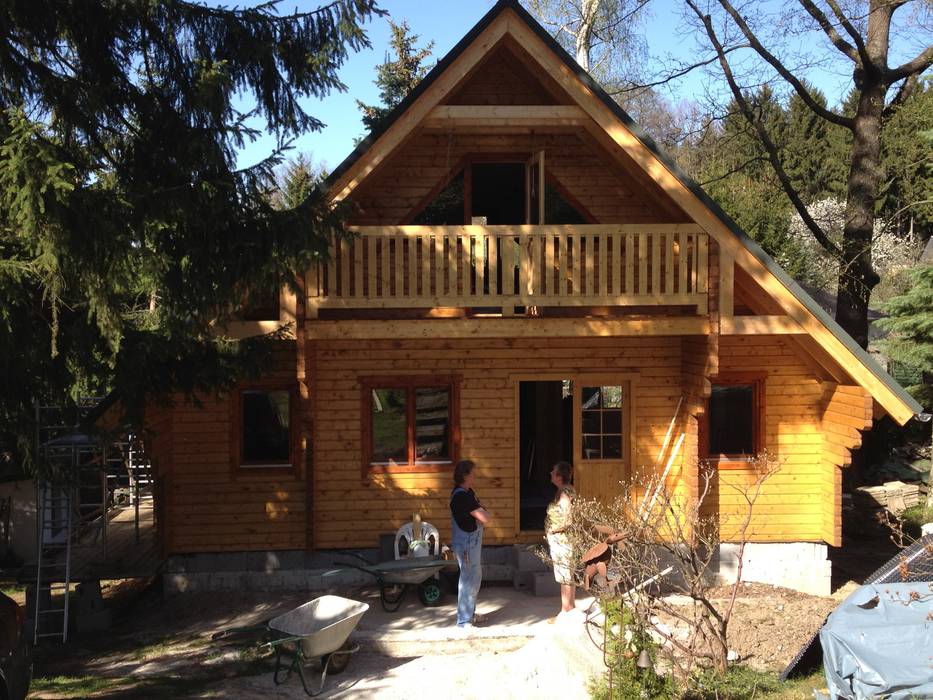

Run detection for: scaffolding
[[31, 398, 156, 643]]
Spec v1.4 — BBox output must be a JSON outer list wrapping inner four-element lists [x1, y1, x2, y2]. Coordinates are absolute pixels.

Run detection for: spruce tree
[[0, 1, 381, 470], [356, 20, 433, 132]]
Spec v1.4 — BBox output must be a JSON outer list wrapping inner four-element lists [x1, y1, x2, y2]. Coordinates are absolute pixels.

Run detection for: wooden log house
[[146, 1, 922, 594]]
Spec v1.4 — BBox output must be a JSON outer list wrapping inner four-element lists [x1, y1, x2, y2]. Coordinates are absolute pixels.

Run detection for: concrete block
[[512, 545, 548, 572], [513, 570, 534, 592], [532, 571, 561, 597], [75, 608, 111, 635], [483, 564, 513, 582]]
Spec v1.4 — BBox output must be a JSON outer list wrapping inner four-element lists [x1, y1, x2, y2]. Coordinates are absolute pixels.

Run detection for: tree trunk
[[834, 0, 893, 349], [575, 0, 599, 71], [835, 82, 883, 348]]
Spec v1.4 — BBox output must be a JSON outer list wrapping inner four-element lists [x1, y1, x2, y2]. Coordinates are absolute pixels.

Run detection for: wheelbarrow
[[212, 594, 369, 697], [336, 552, 451, 612]]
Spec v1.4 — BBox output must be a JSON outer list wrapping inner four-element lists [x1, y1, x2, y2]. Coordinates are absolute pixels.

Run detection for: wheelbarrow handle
[[333, 559, 377, 577], [333, 550, 375, 566], [211, 624, 269, 641], [259, 634, 305, 654]]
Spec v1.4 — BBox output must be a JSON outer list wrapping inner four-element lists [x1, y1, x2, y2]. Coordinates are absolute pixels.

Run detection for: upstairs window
[[361, 375, 460, 474], [406, 155, 592, 225]]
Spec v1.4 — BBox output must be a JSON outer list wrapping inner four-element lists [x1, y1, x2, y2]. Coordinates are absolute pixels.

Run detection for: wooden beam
[[720, 315, 805, 335], [422, 105, 589, 129], [307, 316, 710, 340], [719, 249, 734, 319]]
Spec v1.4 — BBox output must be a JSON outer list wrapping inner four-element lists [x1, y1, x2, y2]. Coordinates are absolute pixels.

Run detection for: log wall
[[311, 336, 684, 548]]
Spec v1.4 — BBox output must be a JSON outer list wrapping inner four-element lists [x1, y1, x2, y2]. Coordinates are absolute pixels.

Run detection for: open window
[[701, 373, 766, 467], [407, 153, 592, 225], [361, 375, 461, 475], [234, 385, 297, 472]]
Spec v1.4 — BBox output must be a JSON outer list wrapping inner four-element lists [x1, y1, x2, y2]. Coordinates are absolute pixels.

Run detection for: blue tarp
[[820, 582, 933, 699]]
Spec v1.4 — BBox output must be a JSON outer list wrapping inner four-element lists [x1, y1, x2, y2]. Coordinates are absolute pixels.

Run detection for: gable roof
[[318, 0, 923, 425]]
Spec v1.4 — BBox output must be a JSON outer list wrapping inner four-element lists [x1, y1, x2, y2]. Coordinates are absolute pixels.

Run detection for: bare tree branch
[[609, 45, 747, 95], [883, 73, 920, 117], [686, 0, 845, 259], [888, 43, 933, 81], [797, 0, 862, 63], [716, 0, 854, 128], [823, 0, 872, 62]]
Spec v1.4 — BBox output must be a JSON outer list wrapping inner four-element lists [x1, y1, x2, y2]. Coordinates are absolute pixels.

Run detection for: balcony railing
[[308, 224, 708, 312]]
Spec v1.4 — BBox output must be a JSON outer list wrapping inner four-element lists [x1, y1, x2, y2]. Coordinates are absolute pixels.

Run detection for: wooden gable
[[318, 0, 920, 426]]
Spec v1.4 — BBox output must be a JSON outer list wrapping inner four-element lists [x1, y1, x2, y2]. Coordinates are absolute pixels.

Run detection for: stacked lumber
[[856, 480, 927, 513]]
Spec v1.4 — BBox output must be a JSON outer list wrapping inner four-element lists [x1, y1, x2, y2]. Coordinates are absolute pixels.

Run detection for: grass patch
[[30, 654, 272, 699], [30, 675, 132, 697], [901, 504, 933, 533]]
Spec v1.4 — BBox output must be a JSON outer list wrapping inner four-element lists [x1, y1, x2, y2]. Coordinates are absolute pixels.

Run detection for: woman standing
[[450, 459, 491, 629], [545, 461, 576, 621]]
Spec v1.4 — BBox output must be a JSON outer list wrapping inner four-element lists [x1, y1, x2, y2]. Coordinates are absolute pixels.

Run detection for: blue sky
[[235, 0, 888, 174]]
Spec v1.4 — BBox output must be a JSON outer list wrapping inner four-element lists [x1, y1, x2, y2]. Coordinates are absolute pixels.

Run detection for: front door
[[572, 378, 630, 504]]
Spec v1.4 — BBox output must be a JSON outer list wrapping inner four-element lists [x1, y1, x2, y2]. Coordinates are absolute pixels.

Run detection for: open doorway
[[519, 380, 573, 530]]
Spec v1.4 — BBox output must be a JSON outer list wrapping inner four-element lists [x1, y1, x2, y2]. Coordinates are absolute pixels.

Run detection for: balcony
[[308, 224, 709, 315]]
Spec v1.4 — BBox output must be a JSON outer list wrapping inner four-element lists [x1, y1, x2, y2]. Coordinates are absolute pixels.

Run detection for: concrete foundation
[[713, 542, 832, 596], [163, 545, 516, 595]]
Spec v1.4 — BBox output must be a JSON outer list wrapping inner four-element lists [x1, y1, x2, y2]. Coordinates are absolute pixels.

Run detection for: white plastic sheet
[[820, 582, 933, 699]]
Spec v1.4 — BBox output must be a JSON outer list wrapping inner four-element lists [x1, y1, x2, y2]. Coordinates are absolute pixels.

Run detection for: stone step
[[512, 544, 548, 573]]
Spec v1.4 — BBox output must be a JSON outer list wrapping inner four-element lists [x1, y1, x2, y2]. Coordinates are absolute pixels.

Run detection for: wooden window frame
[[402, 153, 597, 225], [700, 372, 767, 469], [360, 374, 461, 477], [231, 382, 299, 477]]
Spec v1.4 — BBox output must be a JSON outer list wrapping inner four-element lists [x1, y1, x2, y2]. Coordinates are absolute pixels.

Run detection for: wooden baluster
[[690, 234, 698, 293], [501, 231, 513, 298], [448, 231, 458, 298], [353, 238, 363, 298], [625, 233, 634, 295], [598, 232, 608, 297], [664, 233, 674, 295], [572, 234, 582, 295], [697, 234, 709, 314], [381, 237, 390, 298], [382, 234, 396, 297], [637, 233, 647, 296], [679, 232, 688, 295], [367, 236, 377, 299], [544, 231, 554, 297], [393, 237, 402, 297], [421, 235, 431, 300], [698, 234, 708, 294], [408, 237, 418, 300], [340, 237, 350, 299], [650, 232, 660, 295], [554, 230, 569, 297], [611, 231, 621, 295], [489, 233, 499, 297], [434, 234, 444, 299], [475, 232, 486, 298], [325, 237, 337, 299]]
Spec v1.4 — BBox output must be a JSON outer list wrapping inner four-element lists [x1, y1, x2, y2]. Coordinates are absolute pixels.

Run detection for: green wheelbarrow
[[212, 594, 369, 697], [336, 553, 451, 612]]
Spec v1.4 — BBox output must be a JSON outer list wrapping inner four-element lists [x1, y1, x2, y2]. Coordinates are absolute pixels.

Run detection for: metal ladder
[[34, 486, 74, 643]]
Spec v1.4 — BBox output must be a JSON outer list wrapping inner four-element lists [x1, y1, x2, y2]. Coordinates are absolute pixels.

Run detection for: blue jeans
[[452, 527, 483, 626]]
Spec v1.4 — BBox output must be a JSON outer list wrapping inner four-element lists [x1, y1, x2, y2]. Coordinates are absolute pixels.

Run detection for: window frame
[[700, 372, 767, 469], [231, 382, 299, 476], [402, 153, 597, 225], [360, 374, 461, 477], [571, 376, 634, 474]]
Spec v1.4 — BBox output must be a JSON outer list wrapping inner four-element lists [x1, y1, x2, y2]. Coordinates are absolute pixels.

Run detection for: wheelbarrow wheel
[[380, 584, 405, 612], [418, 580, 442, 606], [319, 640, 354, 675]]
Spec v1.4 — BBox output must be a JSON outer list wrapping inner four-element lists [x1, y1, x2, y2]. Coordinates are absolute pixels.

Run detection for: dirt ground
[[26, 520, 902, 698]]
